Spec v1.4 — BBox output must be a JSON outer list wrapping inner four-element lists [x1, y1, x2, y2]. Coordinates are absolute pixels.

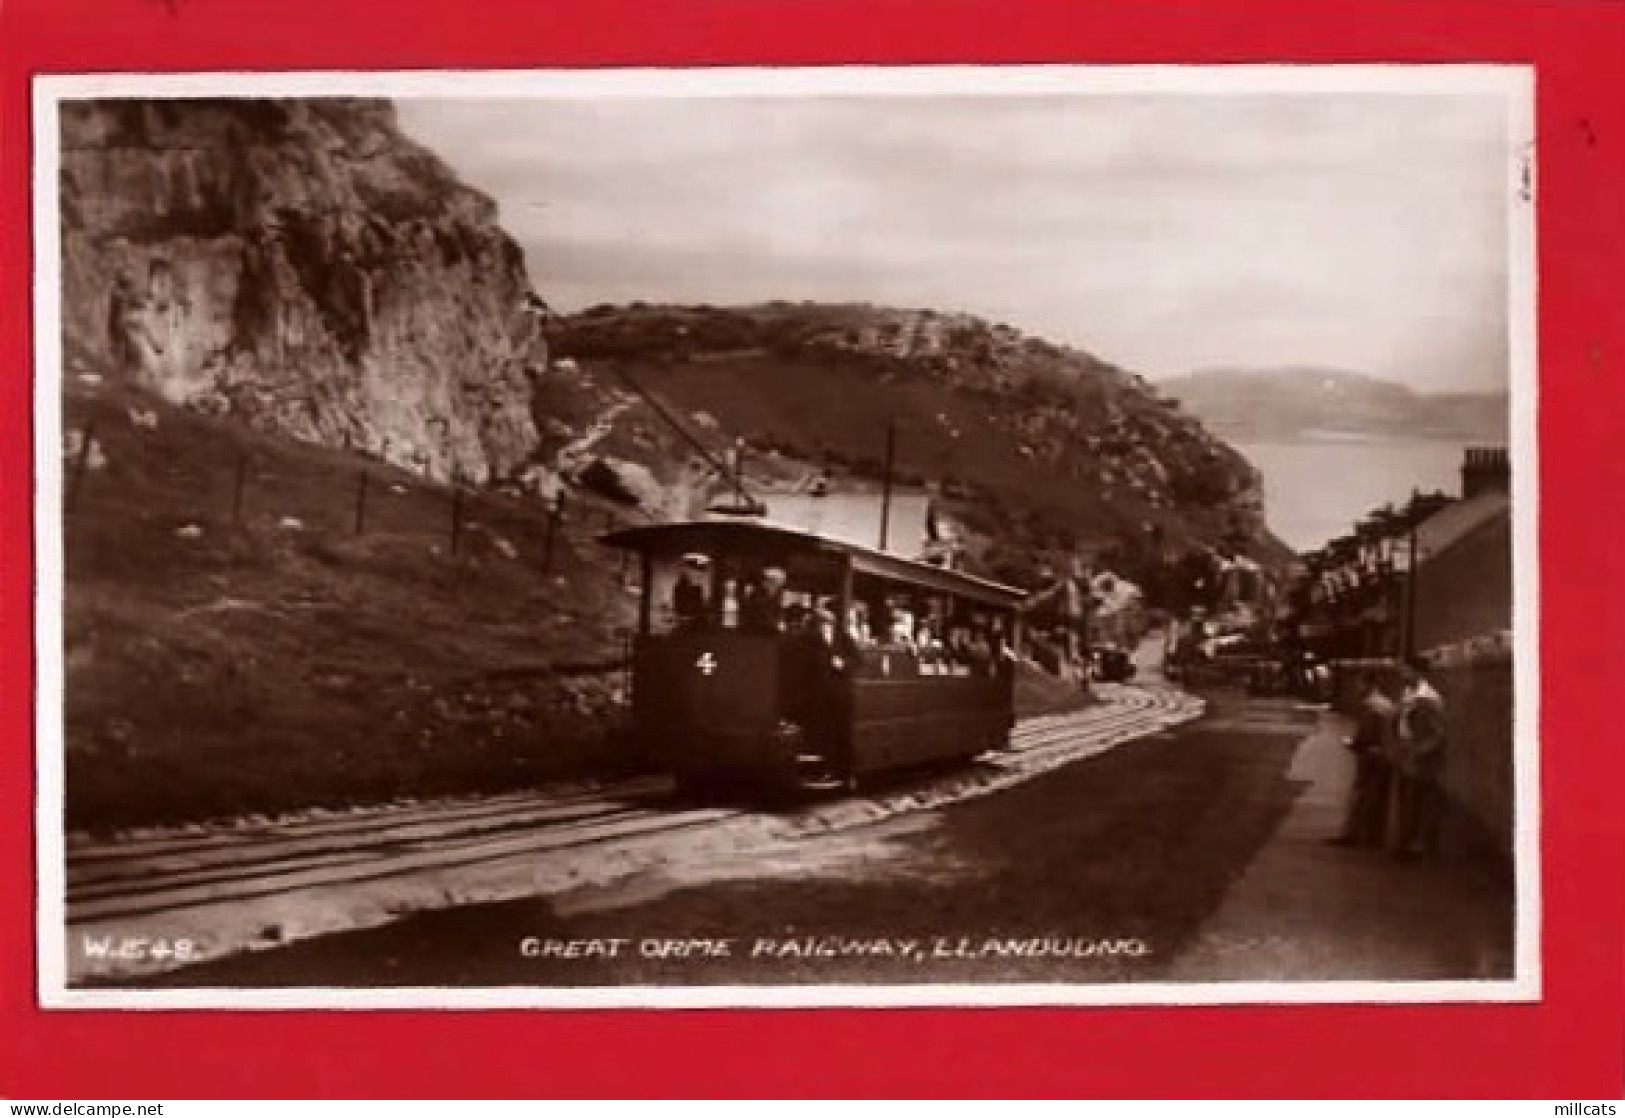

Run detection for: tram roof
[[600, 517, 1027, 609]]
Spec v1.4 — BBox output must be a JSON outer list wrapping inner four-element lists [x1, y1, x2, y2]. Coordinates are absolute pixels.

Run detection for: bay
[[1234, 437, 1470, 554]]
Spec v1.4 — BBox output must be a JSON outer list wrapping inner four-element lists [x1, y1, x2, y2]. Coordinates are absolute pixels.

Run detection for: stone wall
[[1430, 639, 1516, 857]]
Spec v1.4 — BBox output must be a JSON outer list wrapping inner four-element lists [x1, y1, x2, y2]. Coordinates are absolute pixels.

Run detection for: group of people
[[842, 600, 1005, 667], [1333, 656, 1450, 860], [671, 558, 794, 635], [669, 555, 1011, 676]]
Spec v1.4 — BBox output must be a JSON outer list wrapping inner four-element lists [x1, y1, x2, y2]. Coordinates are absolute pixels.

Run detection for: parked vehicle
[[1090, 644, 1137, 683]]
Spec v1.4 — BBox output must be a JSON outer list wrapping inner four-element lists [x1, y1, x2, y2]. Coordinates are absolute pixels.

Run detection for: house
[[1412, 445, 1514, 857], [1412, 446, 1511, 652]]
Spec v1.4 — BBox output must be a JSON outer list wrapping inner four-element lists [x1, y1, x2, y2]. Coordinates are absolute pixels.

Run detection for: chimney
[[1460, 446, 1510, 501]]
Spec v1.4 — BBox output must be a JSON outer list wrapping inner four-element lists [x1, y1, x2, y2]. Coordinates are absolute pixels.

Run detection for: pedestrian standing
[[1394, 655, 1449, 860], [1330, 669, 1397, 847]]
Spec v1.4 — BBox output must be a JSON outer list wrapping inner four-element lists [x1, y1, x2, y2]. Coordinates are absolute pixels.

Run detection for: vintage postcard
[[34, 64, 1538, 1009]]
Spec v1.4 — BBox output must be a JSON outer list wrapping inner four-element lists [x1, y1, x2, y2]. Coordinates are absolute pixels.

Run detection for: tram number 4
[[695, 651, 718, 676]]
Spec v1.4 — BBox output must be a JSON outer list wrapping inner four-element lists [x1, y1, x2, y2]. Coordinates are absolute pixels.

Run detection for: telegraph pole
[[878, 419, 896, 552], [1403, 516, 1419, 660], [543, 487, 565, 574]]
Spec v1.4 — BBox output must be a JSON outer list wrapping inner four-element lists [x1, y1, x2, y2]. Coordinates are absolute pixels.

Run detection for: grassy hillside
[[62, 377, 648, 831], [550, 303, 1291, 588]]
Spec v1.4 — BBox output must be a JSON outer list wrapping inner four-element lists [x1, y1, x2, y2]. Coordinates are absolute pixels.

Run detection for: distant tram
[[601, 518, 1025, 796]]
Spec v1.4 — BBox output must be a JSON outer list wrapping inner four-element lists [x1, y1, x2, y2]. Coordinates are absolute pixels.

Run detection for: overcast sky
[[398, 92, 1514, 393]]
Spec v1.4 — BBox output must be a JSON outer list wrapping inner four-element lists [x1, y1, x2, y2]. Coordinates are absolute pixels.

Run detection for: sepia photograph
[[34, 65, 1536, 1007]]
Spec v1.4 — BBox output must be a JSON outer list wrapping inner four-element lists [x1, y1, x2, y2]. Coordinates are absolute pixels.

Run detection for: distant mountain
[[1158, 367, 1508, 443]]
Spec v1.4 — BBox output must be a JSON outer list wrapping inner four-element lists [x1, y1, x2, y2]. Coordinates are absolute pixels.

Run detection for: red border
[[4, 0, 1624, 1099]]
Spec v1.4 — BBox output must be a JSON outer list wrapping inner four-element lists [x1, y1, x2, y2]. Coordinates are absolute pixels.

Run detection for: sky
[[397, 90, 1516, 393]]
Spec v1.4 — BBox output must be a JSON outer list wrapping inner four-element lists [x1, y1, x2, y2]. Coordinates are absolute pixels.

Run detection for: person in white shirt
[[1393, 655, 1449, 860]]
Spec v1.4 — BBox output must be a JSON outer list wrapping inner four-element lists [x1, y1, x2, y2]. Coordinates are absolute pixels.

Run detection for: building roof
[[1418, 489, 1511, 565]]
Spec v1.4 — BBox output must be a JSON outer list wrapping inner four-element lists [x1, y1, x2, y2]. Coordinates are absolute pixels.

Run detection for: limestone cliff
[[59, 98, 543, 483]]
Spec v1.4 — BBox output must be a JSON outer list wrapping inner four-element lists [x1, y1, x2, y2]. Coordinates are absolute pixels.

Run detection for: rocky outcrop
[[60, 98, 543, 483]]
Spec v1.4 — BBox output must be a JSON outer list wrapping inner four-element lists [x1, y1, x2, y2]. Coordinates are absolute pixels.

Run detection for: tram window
[[836, 575, 1015, 677], [649, 552, 719, 634], [644, 555, 793, 635], [643, 550, 844, 636], [738, 563, 835, 635], [851, 579, 935, 656]]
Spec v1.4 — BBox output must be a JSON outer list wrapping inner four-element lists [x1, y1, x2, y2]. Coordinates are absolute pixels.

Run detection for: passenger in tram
[[965, 627, 995, 675], [780, 605, 848, 747], [783, 602, 810, 633], [718, 577, 741, 629], [813, 604, 849, 672], [741, 566, 788, 634], [672, 554, 711, 628], [846, 602, 874, 648], [888, 605, 917, 651], [915, 618, 946, 667], [865, 597, 892, 647], [989, 617, 1018, 679]]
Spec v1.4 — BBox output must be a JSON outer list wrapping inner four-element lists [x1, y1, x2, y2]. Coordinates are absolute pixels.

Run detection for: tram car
[[601, 518, 1025, 796]]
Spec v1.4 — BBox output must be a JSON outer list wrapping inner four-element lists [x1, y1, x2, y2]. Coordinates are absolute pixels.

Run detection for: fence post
[[231, 450, 250, 524], [66, 422, 96, 515], [354, 470, 368, 535], [543, 489, 565, 574]]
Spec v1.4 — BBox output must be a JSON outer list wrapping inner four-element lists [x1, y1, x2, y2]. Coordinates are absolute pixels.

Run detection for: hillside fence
[[62, 407, 658, 582]]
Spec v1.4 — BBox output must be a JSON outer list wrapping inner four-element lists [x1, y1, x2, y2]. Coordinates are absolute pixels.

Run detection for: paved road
[[86, 686, 1512, 993]]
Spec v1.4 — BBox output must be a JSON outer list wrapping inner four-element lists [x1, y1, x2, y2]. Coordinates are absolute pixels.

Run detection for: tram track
[[68, 797, 669, 890], [60, 680, 1202, 983], [72, 806, 741, 923], [1008, 686, 1182, 760], [67, 687, 1179, 912]]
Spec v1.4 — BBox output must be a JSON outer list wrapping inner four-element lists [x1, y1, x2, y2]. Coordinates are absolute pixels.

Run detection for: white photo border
[[32, 63, 1540, 1010]]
